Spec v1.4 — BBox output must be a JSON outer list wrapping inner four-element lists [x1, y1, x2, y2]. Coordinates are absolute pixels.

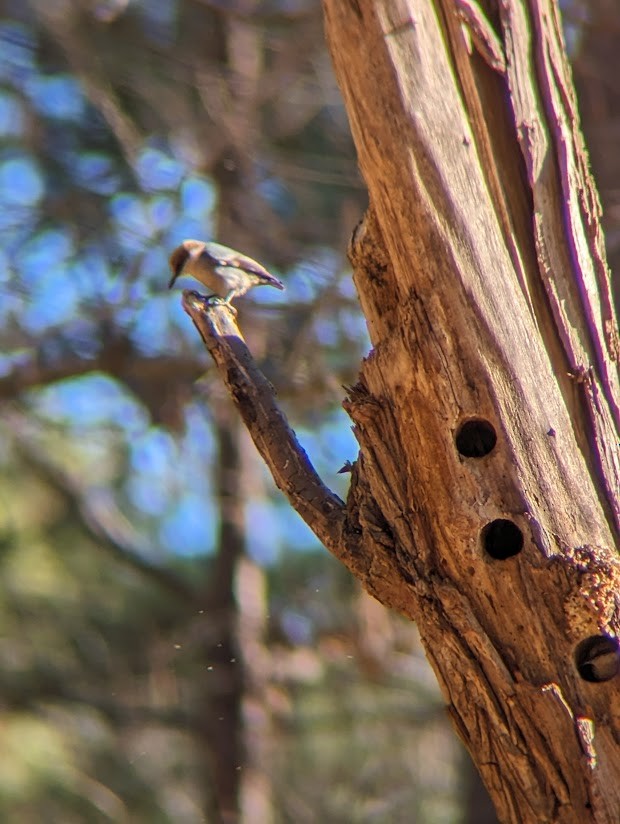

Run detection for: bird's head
[[168, 239, 206, 288]]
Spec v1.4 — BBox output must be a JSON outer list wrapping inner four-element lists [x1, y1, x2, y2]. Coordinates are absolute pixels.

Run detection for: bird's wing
[[207, 242, 284, 289], [232, 255, 284, 288], [215, 249, 269, 277], [206, 242, 280, 283]]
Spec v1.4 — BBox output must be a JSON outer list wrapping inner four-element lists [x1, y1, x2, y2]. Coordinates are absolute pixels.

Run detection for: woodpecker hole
[[482, 519, 523, 559], [575, 635, 619, 683], [455, 419, 497, 457]]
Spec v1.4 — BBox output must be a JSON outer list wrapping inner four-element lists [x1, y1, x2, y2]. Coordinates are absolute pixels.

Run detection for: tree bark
[[180, 0, 620, 821], [321, 0, 620, 819]]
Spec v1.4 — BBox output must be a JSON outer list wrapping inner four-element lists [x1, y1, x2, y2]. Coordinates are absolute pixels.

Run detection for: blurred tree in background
[[0, 1, 614, 822]]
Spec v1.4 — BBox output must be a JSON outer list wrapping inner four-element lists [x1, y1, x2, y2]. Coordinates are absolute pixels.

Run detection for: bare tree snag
[[319, 0, 620, 817], [181, 0, 620, 820]]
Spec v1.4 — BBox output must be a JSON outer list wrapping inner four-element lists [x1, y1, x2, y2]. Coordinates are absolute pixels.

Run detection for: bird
[[168, 239, 284, 307]]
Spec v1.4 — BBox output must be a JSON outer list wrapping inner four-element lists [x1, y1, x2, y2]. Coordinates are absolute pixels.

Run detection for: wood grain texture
[[321, 0, 620, 821], [180, 1, 620, 819]]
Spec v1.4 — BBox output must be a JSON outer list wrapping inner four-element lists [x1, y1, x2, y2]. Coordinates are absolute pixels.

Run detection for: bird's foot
[[205, 295, 237, 315]]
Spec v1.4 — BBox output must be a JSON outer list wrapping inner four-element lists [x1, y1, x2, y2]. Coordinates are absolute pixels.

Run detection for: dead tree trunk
[[180, 0, 620, 821]]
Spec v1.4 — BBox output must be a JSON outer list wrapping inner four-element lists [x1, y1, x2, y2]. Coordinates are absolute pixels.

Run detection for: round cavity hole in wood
[[455, 419, 497, 457], [481, 519, 523, 559]]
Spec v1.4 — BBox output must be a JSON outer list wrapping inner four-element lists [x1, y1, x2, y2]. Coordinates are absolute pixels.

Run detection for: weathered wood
[[321, 0, 620, 821], [181, 291, 421, 617], [182, 0, 620, 820]]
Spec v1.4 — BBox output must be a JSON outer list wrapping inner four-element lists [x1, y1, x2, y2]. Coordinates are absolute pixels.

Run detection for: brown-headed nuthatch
[[168, 240, 284, 307]]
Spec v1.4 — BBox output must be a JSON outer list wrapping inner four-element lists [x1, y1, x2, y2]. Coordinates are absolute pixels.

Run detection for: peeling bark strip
[[497, 0, 620, 526]]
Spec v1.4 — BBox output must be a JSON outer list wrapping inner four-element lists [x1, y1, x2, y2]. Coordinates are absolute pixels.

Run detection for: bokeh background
[[0, 1, 616, 822]]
